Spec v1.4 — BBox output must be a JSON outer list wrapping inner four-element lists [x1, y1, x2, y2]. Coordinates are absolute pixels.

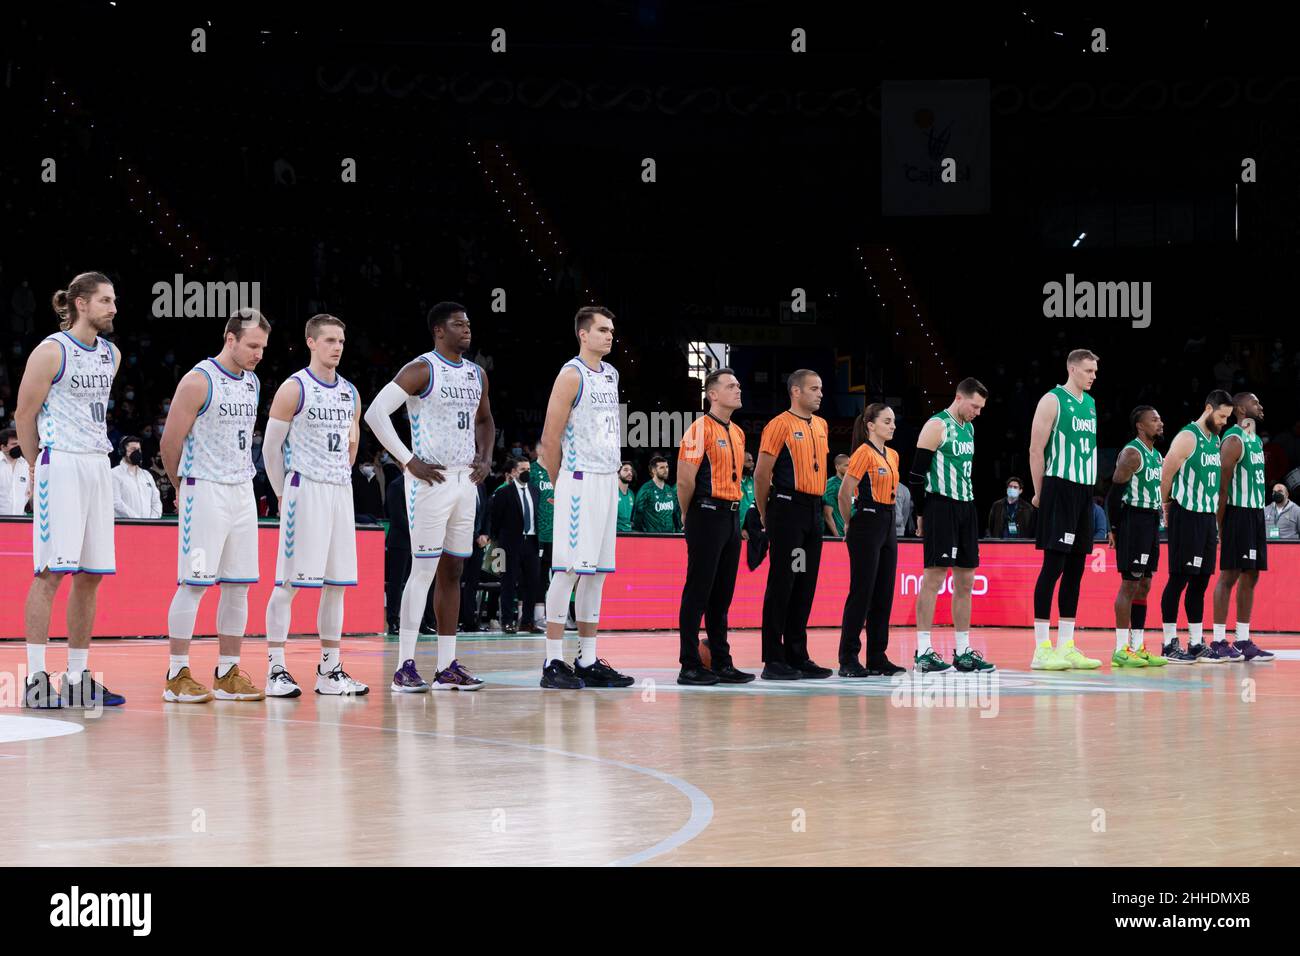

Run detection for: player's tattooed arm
[[1217, 431, 1243, 527], [1107, 445, 1143, 546], [160, 370, 209, 489], [538, 365, 580, 482], [13, 339, 61, 466], [1027, 391, 1058, 509], [1160, 429, 1196, 525], [471, 370, 494, 484]]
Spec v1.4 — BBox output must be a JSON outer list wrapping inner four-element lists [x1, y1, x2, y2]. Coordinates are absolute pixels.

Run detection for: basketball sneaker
[[431, 660, 483, 691], [540, 658, 584, 689], [953, 648, 996, 673], [1030, 645, 1071, 670], [62, 672, 126, 708], [24, 671, 62, 709], [315, 665, 370, 695], [212, 665, 264, 701], [1161, 641, 1197, 664], [391, 659, 430, 693], [1211, 640, 1243, 662], [265, 665, 302, 698], [1060, 643, 1102, 669], [914, 648, 952, 674], [1132, 646, 1167, 666], [866, 657, 906, 677], [163, 667, 214, 703], [1110, 647, 1149, 668], [1235, 640, 1275, 662], [574, 658, 635, 688], [1190, 642, 1227, 664]]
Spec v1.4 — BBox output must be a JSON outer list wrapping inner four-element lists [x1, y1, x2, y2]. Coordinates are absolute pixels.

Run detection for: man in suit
[[459, 478, 491, 631], [490, 457, 543, 633]]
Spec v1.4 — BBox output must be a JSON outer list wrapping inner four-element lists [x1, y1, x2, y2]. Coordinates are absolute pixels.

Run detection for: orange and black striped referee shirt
[[759, 410, 829, 496], [679, 413, 746, 501], [846, 441, 899, 506]]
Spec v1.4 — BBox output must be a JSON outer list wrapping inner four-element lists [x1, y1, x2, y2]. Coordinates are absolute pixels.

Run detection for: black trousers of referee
[[761, 492, 824, 665], [838, 504, 898, 666], [678, 499, 742, 667]]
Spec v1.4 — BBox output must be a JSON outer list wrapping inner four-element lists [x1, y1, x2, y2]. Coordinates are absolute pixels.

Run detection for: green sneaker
[[914, 648, 952, 674], [1060, 642, 1102, 670], [1132, 646, 1167, 667], [1110, 647, 1149, 668], [953, 648, 997, 673], [1030, 644, 1071, 671]]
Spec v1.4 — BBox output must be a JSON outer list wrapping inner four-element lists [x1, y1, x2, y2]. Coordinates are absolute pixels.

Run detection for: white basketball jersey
[[284, 368, 357, 486], [560, 357, 621, 473], [36, 331, 116, 454], [405, 350, 483, 468], [179, 357, 260, 484]]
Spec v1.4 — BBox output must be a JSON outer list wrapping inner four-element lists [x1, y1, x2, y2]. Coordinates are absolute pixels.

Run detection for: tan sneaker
[[163, 666, 214, 703], [212, 664, 264, 701]]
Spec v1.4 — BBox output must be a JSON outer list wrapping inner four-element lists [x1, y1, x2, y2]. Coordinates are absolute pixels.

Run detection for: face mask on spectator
[[1007, 487, 1021, 500], [1275, 491, 1286, 505], [7, 446, 22, 460], [511, 446, 523, 457], [128, 449, 143, 466], [108, 399, 116, 410], [125, 390, 135, 400]]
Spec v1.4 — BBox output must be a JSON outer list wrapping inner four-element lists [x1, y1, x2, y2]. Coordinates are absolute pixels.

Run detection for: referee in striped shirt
[[753, 369, 832, 681], [675, 368, 754, 685]]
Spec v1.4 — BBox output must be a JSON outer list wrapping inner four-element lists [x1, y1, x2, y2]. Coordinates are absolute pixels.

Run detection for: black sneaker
[[574, 658, 635, 688], [60, 672, 126, 708], [677, 666, 719, 686], [795, 659, 832, 679], [866, 657, 906, 676], [502, 621, 519, 634], [713, 663, 756, 684], [24, 671, 62, 709], [540, 659, 584, 689], [761, 661, 802, 681], [838, 661, 871, 678], [1162, 640, 1197, 664]]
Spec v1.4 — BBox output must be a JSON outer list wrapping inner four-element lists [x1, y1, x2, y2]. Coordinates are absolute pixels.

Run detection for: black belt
[[693, 496, 739, 511], [772, 489, 823, 506]]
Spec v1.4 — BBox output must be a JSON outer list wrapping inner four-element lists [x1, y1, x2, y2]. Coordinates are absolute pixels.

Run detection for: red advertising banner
[[1, 519, 385, 638]]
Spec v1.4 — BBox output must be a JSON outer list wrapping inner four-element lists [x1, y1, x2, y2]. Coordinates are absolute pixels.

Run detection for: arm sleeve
[[362, 381, 415, 468], [263, 417, 291, 498], [907, 448, 934, 517], [1106, 481, 1125, 527]]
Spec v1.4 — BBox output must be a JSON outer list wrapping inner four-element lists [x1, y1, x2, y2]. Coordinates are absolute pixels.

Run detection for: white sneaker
[[315, 665, 370, 696], [265, 665, 302, 698]]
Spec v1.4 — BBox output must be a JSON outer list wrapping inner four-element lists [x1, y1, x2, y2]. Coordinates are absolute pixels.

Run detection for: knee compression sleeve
[[318, 585, 345, 642], [167, 585, 206, 641], [575, 572, 606, 624], [216, 584, 250, 637], [546, 570, 578, 624], [399, 563, 438, 633], [265, 584, 296, 644]]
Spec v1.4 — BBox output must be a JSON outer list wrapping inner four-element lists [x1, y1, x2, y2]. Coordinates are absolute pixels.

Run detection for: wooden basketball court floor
[[2, 627, 1299, 867]]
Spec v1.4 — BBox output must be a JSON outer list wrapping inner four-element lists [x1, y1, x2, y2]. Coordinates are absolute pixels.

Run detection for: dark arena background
[[2, 1, 1298, 918]]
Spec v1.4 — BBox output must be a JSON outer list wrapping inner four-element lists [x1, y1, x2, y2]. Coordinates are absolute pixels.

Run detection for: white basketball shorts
[[32, 448, 115, 575], [177, 477, 258, 586], [406, 466, 477, 559], [274, 473, 357, 588], [550, 469, 618, 575]]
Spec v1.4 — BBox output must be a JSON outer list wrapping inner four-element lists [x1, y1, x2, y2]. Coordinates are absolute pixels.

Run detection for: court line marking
[[129, 708, 713, 868]]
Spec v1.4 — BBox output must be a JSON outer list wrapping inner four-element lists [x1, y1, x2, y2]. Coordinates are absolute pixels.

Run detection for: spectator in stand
[[987, 476, 1035, 539], [111, 435, 162, 519], [1265, 483, 1300, 541], [633, 455, 681, 532], [0, 428, 32, 515], [1092, 495, 1110, 541], [617, 461, 636, 532], [385, 471, 435, 635], [894, 481, 914, 538], [352, 444, 385, 523], [459, 480, 491, 632], [489, 457, 542, 633]]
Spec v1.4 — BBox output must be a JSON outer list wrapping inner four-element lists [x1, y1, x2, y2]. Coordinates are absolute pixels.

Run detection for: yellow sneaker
[[1132, 646, 1167, 667], [1031, 644, 1072, 670], [1111, 647, 1148, 668], [212, 664, 264, 701], [163, 666, 213, 703], [1060, 642, 1102, 669]]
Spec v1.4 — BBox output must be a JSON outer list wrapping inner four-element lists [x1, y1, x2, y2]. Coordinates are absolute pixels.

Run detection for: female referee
[[837, 403, 905, 677]]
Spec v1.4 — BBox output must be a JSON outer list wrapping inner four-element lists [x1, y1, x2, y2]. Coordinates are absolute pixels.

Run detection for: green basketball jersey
[[1044, 386, 1097, 485], [1170, 422, 1221, 513], [529, 463, 555, 543], [924, 410, 974, 502], [1120, 438, 1163, 510], [1223, 425, 1266, 509]]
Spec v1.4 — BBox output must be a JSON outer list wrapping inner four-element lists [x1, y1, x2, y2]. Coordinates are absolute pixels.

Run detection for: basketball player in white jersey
[[535, 306, 635, 689], [15, 271, 126, 708], [259, 315, 369, 696], [364, 301, 494, 692], [158, 310, 270, 703]]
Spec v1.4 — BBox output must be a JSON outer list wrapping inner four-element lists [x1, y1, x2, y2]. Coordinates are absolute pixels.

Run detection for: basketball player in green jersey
[[1211, 392, 1276, 662], [1028, 349, 1102, 670], [1159, 390, 1234, 663], [906, 377, 996, 674], [1105, 406, 1167, 667]]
